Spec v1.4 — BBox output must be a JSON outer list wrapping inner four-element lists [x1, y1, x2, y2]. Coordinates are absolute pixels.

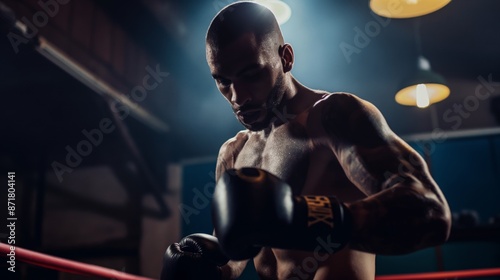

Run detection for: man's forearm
[[346, 183, 451, 255]]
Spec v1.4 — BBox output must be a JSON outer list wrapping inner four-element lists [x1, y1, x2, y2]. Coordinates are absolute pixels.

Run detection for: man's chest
[[233, 122, 313, 192]]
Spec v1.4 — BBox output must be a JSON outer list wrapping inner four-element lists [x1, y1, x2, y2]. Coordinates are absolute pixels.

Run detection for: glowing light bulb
[[253, 0, 292, 25], [416, 84, 430, 108]]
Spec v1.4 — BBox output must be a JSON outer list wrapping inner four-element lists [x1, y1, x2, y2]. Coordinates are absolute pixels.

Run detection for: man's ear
[[279, 43, 294, 73]]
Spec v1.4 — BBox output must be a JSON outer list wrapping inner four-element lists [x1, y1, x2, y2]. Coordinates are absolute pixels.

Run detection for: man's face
[[206, 33, 286, 131]]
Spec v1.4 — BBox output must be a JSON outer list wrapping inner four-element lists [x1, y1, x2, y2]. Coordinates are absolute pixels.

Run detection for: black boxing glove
[[212, 168, 352, 260], [160, 233, 229, 280]]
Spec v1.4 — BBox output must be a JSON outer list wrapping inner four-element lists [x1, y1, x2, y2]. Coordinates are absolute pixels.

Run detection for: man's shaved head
[[206, 2, 293, 131], [206, 2, 284, 51]]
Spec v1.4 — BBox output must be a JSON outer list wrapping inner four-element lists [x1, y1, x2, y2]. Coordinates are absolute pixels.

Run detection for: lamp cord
[[414, 18, 423, 57]]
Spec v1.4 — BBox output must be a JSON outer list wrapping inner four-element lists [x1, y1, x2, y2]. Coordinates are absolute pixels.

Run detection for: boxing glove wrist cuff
[[290, 195, 352, 253]]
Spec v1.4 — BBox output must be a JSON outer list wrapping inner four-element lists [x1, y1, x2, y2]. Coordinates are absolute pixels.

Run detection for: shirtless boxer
[[161, 2, 451, 280]]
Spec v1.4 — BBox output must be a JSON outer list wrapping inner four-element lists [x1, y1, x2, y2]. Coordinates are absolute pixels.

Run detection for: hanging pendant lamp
[[395, 19, 449, 108], [395, 56, 450, 108], [370, 0, 451, 19]]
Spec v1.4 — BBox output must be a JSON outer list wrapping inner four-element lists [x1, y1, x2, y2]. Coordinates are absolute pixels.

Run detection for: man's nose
[[230, 84, 251, 107]]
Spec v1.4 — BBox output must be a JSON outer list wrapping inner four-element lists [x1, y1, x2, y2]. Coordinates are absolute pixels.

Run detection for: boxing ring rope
[[376, 268, 500, 280], [2, 242, 499, 279], [0, 243, 154, 280]]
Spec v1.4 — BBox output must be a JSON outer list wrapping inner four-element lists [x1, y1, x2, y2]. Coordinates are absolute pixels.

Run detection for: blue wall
[[430, 136, 500, 222], [181, 161, 216, 237]]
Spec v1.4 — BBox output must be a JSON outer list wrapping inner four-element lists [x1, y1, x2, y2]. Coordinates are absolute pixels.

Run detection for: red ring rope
[[2, 242, 500, 279], [376, 267, 500, 280], [0, 243, 154, 280]]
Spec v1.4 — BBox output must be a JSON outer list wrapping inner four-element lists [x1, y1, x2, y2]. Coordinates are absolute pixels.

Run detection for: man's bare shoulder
[[312, 91, 370, 112], [311, 91, 393, 146], [216, 130, 249, 180], [308, 91, 368, 119], [218, 130, 249, 157]]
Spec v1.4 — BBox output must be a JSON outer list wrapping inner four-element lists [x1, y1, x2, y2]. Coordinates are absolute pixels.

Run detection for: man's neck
[[253, 77, 322, 135], [282, 77, 319, 113]]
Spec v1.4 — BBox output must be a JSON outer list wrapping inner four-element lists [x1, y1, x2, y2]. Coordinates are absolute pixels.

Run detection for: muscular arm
[[214, 133, 250, 279], [320, 93, 451, 255]]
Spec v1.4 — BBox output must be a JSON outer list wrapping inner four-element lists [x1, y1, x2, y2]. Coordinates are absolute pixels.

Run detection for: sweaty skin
[[207, 23, 451, 280]]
